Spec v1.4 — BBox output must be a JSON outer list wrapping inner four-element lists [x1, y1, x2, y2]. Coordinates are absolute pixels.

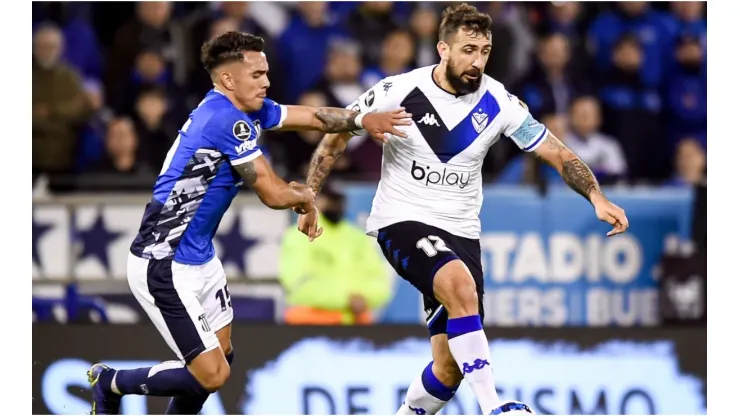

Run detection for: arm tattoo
[[534, 134, 601, 202], [306, 135, 348, 194], [234, 161, 258, 185], [562, 159, 601, 201], [314, 108, 360, 133]]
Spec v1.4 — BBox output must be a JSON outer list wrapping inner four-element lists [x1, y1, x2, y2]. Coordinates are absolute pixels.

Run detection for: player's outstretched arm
[[233, 155, 315, 212], [532, 133, 630, 236], [278, 105, 411, 142], [305, 132, 352, 195], [289, 132, 353, 241]]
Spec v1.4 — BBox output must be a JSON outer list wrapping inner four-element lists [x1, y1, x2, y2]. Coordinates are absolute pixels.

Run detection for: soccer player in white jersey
[[296, 4, 629, 416], [85, 32, 411, 415]]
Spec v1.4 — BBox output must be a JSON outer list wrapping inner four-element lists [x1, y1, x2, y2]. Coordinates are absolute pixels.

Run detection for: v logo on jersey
[[401, 88, 500, 163], [417, 113, 440, 126], [472, 110, 489, 134]]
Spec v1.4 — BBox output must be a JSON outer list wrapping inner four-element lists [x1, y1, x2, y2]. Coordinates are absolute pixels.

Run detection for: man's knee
[[433, 260, 479, 316], [197, 361, 230, 392], [189, 349, 231, 392]]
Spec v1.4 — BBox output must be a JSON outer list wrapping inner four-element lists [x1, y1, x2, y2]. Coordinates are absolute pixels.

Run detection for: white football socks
[[397, 362, 458, 415], [447, 315, 501, 414]]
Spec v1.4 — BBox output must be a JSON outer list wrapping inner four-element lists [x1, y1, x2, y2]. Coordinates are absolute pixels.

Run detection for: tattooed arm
[[532, 133, 630, 236], [532, 133, 602, 202], [276, 105, 361, 132], [232, 155, 315, 211], [274, 105, 412, 142], [305, 132, 353, 194], [288, 132, 353, 241]]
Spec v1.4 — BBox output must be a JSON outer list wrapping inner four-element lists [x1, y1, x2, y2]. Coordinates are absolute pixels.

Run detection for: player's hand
[[361, 108, 413, 144], [289, 182, 316, 215], [591, 193, 629, 237], [297, 207, 324, 242]]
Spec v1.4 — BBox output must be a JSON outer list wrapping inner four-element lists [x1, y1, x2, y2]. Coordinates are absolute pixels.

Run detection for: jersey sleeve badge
[[232, 120, 253, 141]]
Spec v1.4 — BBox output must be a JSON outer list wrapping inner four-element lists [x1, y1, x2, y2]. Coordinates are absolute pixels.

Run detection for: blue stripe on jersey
[[400, 88, 500, 163]]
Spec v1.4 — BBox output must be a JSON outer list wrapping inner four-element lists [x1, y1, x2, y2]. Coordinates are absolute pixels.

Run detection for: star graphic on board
[[76, 214, 123, 271], [32, 217, 52, 268], [215, 215, 258, 275]]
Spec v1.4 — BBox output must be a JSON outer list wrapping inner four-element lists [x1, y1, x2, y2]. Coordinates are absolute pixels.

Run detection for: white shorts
[[127, 253, 234, 363]]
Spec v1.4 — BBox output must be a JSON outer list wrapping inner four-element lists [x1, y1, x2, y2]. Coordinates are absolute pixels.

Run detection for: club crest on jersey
[[472, 109, 489, 134], [232, 120, 252, 141]]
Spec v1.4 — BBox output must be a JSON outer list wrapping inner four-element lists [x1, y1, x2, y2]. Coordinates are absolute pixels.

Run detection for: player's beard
[[446, 65, 483, 95]]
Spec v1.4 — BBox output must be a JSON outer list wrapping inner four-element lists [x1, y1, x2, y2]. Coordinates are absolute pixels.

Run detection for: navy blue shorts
[[376, 221, 484, 336]]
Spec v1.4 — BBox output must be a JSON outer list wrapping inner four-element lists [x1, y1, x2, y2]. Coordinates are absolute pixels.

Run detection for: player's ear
[[437, 41, 450, 61], [219, 72, 234, 91]]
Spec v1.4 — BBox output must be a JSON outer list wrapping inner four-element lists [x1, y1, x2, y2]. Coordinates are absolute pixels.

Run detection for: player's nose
[[472, 58, 485, 71]]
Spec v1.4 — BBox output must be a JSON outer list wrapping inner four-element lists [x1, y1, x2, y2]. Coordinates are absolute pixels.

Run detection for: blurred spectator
[[279, 183, 392, 325], [313, 39, 365, 108], [598, 34, 665, 182], [347, 2, 401, 66], [108, 2, 188, 95], [535, 2, 591, 77], [494, 3, 537, 85], [482, 2, 516, 85], [114, 48, 186, 119], [665, 36, 707, 146], [514, 33, 589, 118], [33, 24, 92, 176], [664, 2, 706, 44], [32, 3, 103, 81], [133, 88, 179, 172], [76, 79, 115, 172], [565, 96, 628, 182], [664, 137, 706, 187], [360, 30, 415, 89], [588, 2, 671, 87], [91, 117, 150, 176], [409, 5, 439, 68], [278, 2, 348, 102]]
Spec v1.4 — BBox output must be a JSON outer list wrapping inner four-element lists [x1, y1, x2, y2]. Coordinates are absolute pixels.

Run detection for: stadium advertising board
[[33, 186, 695, 327], [33, 325, 706, 415]]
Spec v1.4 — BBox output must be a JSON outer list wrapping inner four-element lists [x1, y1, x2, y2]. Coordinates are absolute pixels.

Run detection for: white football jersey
[[347, 65, 549, 240]]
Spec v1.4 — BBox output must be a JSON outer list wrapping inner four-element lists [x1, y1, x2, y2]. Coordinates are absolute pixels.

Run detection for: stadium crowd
[[32, 1, 707, 193]]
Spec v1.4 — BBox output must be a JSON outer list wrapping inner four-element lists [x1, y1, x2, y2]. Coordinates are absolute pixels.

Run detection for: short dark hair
[[200, 31, 265, 73], [438, 3, 492, 42]]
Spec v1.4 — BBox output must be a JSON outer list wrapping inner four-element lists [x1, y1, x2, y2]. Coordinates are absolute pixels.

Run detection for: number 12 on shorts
[[416, 235, 451, 257], [215, 284, 232, 311]]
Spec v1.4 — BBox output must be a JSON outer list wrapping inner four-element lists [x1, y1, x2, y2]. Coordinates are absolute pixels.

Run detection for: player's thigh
[[197, 256, 234, 345], [431, 237, 485, 315], [127, 253, 221, 363], [376, 221, 461, 300], [423, 237, 485, 335]]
